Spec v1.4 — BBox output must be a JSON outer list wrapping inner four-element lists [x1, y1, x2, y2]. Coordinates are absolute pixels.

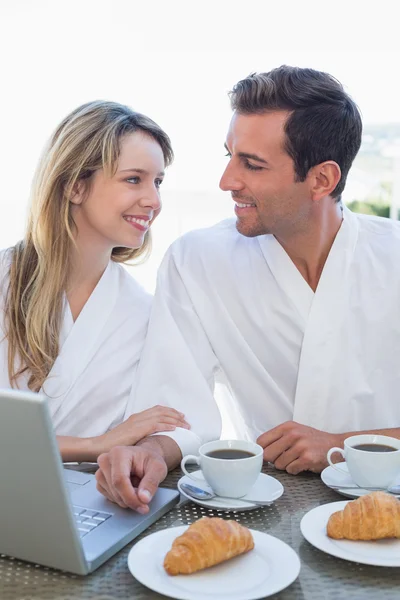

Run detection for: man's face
[[220, 111, 313, 238]]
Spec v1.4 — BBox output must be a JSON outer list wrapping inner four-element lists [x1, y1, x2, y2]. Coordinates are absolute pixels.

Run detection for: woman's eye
[[225, 152, 232, 158], [127, 177, 140, 184], [155, 179, 163, 188]]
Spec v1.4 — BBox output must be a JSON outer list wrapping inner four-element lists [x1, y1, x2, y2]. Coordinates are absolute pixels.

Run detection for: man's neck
[[275, 201, 344, 292]]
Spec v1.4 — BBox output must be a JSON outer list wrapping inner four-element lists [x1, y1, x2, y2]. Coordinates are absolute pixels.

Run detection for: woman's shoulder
[[105, 262, 152, 333], [0, 249, 13, 326], [0, 248, 13, 296], [112, 261, 152, 305], [0, 247, 13, 272]]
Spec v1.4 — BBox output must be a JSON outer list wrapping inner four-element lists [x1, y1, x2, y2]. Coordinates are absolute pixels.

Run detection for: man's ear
[[69, 180, 86, 206], [309, 161, 341, 202]]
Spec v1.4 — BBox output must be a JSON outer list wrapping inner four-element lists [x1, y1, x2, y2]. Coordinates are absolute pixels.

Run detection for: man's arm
[[338, 427, 400, 443], [124, 245, 223, 454], [257, 422, 400, 475], [136, 435, 182, 470], [95, 243, 226, 512]]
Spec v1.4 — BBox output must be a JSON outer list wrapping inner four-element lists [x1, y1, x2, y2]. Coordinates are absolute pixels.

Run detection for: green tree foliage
[[346, 200, 391, 218], [346, 181, 397, 219]]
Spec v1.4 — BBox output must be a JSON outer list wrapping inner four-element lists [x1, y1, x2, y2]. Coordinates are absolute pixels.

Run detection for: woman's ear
[[69, 180, 86, 206]]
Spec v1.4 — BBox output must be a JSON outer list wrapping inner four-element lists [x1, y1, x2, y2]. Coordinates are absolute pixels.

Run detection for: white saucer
[[178, 470, 284, 511], [128, 525, 300, 600], [301, 501, 400, 567], [321, 462, 400, 498]]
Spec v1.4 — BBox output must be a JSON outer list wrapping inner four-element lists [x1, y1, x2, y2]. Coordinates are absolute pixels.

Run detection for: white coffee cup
[[327, 434, 400, 489], [181, 439, 263, 498]]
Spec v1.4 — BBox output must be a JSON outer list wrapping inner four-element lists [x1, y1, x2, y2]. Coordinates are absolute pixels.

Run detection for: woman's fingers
[[132, 411, 190, 430], [147, 405, 186, 420], [156, 415, 190, 428]]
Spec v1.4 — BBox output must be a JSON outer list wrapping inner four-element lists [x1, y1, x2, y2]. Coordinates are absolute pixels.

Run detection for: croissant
[[327, 491, 400, 540], [164, 517, 254, 575]]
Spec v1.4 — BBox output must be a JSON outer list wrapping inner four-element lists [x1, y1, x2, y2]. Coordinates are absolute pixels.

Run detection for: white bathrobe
[[126, 207, 400, 456], [0, 250, 151, 437]]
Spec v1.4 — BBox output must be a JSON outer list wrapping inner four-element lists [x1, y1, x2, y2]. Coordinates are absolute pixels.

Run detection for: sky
[[1, 0, 399, 289]]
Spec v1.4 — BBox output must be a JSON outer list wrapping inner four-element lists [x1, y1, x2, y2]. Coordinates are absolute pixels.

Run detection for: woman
[[0, 100, 189, 462]]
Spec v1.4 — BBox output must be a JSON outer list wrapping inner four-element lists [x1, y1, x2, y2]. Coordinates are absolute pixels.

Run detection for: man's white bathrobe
[[127, 207, 400, 456], [0, 250, 151, 437]]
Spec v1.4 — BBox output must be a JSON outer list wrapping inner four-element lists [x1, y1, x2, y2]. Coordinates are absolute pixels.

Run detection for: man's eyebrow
[[119, 168, 165, 176], [223, 144, 269, 165], [238, 152, 269, 165]]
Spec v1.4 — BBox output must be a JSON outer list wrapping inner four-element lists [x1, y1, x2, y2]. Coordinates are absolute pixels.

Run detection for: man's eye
[[155, 179, 163, 188], [225, 152, 232, 158], [244, 161, 263, 171]]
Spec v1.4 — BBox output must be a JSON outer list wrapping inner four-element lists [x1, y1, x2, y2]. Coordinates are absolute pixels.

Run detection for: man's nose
[[219, 162, 243, 192]]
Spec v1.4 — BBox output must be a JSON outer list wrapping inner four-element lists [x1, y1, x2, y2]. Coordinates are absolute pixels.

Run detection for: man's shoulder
[[352, 212, 400, 264], [169, 219, 254, 261], [354, 211, 400, 241], [178, 218, 239, 244]]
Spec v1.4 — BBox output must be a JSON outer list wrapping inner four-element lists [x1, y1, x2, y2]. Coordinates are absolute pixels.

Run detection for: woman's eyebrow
[[119, 168, 165, 176]]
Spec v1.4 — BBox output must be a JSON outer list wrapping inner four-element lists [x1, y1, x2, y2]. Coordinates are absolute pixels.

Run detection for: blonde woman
[[0, 101, 189, 462]]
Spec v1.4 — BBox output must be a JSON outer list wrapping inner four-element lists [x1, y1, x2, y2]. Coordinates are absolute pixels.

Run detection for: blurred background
[[1, 0, 399, 292]]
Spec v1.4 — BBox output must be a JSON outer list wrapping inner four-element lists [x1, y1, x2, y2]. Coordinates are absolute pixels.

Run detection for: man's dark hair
[[229, 66, 362, 201]]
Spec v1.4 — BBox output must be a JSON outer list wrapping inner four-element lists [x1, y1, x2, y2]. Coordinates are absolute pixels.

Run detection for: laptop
[[0, 389, 180, 575]]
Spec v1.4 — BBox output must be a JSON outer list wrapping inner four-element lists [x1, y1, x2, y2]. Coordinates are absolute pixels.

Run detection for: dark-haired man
[[95, 66, 400, 513]]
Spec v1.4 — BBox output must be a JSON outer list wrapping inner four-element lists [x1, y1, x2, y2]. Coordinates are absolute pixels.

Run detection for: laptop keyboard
[[73, 505, 112, 538]]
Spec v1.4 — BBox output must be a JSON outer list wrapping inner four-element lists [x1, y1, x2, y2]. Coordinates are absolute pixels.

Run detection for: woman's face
[[71, 131, 165, 253]]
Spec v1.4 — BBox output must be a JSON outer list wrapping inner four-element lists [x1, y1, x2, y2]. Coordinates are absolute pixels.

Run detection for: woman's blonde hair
[[4, 100, 173, 392]]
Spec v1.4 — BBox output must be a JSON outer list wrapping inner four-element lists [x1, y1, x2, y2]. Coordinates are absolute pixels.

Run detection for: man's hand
[[257, 421, 344, 474], [95, 445, 168, 513]]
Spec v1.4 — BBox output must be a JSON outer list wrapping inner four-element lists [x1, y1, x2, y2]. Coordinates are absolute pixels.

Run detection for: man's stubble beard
[[235, 215, 271, 238]]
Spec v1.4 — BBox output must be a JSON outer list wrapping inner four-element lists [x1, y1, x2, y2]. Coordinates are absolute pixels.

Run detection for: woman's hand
[[90, 405, 190, 459]]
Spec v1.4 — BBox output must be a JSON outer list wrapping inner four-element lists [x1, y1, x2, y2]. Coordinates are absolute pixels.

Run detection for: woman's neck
[[66, 240, 112, 321]]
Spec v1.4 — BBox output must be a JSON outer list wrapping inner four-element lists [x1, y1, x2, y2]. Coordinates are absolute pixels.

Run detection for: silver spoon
[[180, 482, 279, 506]]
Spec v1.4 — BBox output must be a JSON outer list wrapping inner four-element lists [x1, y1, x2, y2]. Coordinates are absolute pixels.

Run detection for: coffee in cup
[[327, 434, 400, 489], [180, 439, 263, 498]]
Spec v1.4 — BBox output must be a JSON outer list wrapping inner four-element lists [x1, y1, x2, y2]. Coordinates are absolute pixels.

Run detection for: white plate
[[178, 470, 284, 511], [128, 525, 300, 600], [321, 462, 400, 498], [301, 501, 400, 567]]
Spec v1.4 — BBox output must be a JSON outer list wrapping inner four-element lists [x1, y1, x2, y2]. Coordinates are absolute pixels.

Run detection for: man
[[95, 66, 400, 512]]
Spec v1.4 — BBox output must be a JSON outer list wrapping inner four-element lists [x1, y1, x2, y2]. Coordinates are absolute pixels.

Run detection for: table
[[1, 464, 399, 600]]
